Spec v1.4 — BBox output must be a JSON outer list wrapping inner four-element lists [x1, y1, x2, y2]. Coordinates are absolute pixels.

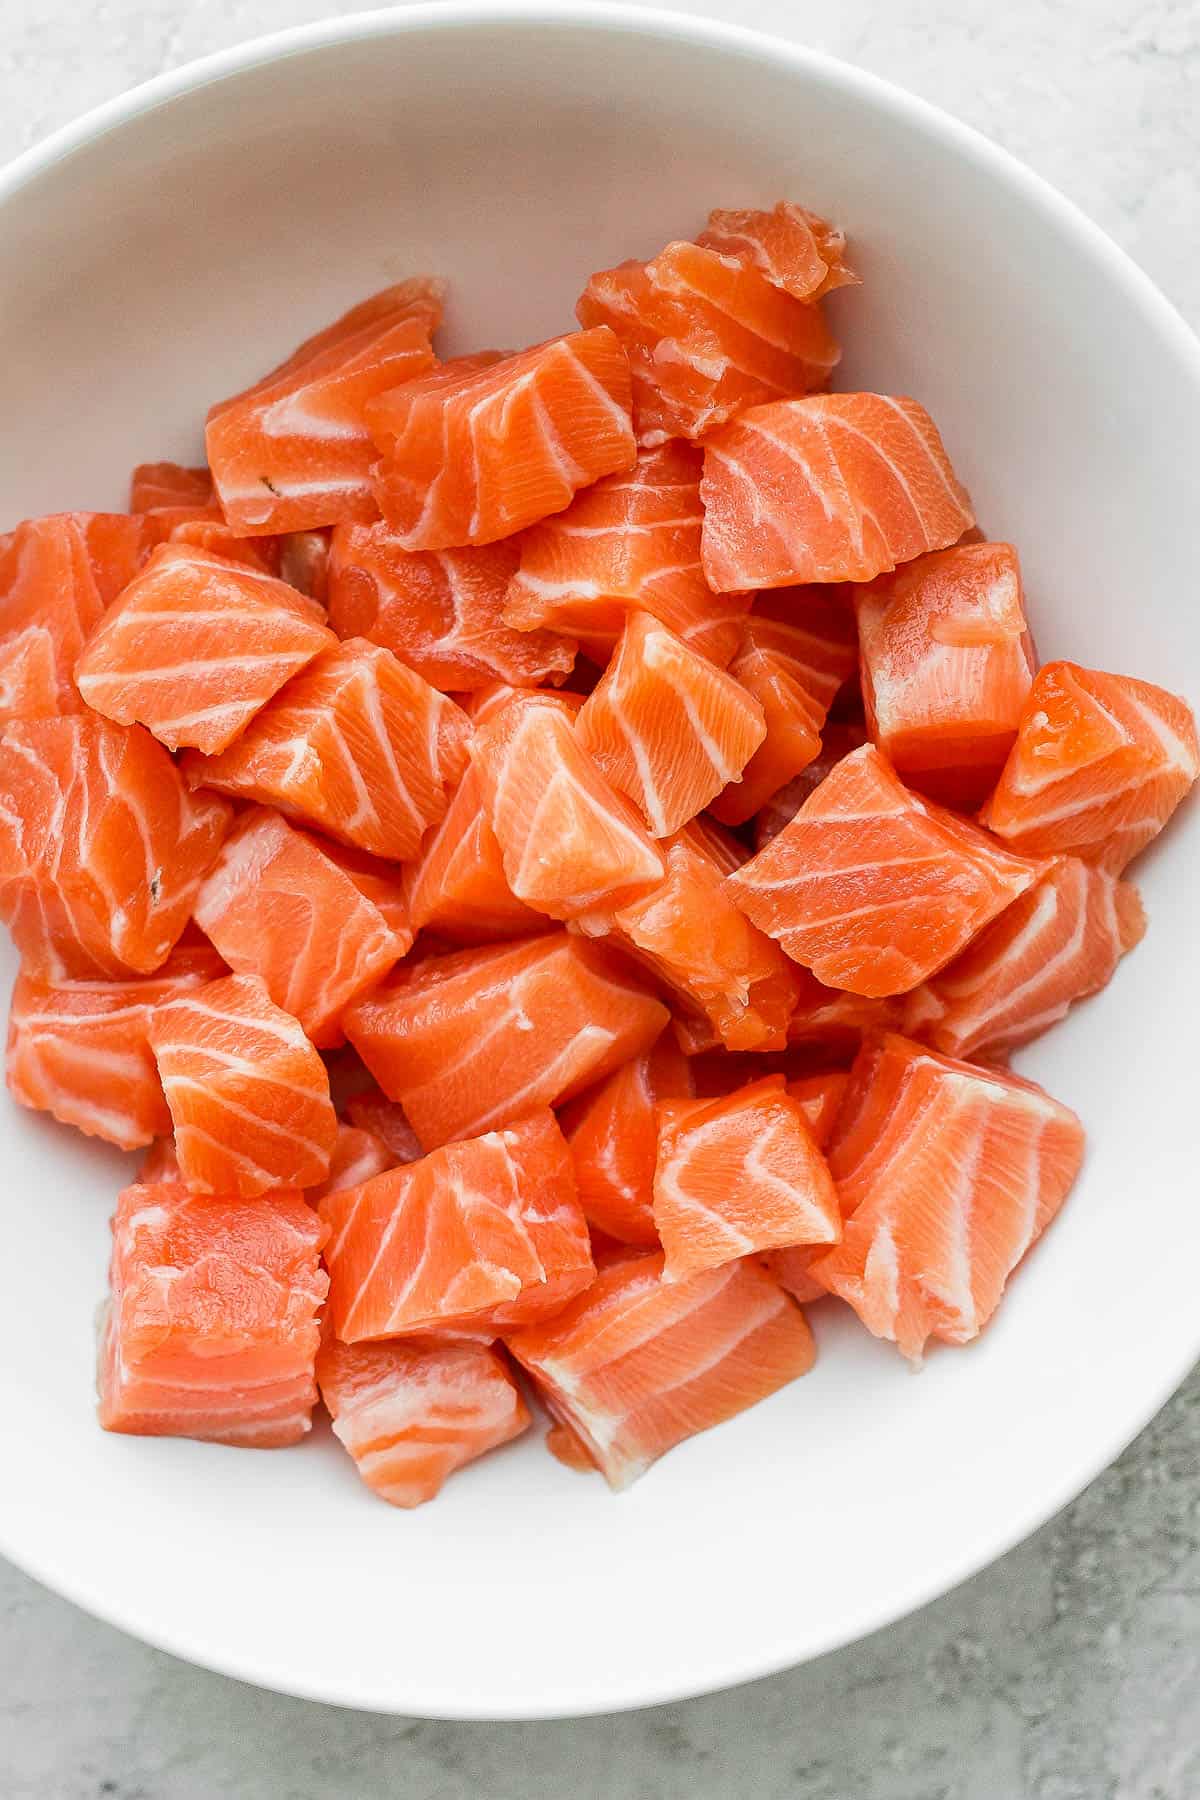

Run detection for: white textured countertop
[[3, 2, 1200, 1793]]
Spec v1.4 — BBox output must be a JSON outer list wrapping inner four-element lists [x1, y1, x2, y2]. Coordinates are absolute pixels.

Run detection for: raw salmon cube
[[590, 818, 802, 1052], [342, 1089, 424, 1164], [577, 238, 840, 446], [327, 526, 575, 691], [366, 327, 636, 549], [98, 1180, 328, 1446], [502, 441, 751, 667], [147, 972, 337, 1196], [74, 544, 336, 754], [343, 932, 668, 1150], [0, 715, 231, 979], [0, 512, 151, 718], [652, 1076, 841, 1281], [320, 1109, 593, 1339], [696, 201, 859, 301], [505, 1251, 816, 1490], [5, 939, 226, 1150], [854, 542, 1035, 808], [182, 638, 471, 862], [808, 1033, 1086, 1360], [206, 278, 444, 535], [980, 662, 1199, 872], [316, 1335, 529, 1508], [129, 462, 214, 511], [903, 855, 1147, 1059], [724, 743, 1048, 997], [762, 1070, 852, 1303], [576, 611, 766, 836], [193, 809, 410, 1046], [403, 760, 549, 944], [708, 646, 825, 825], [471, 694, 666, 922], [700, 395, 974, 591], [560, 1029, 693, 1245], [309, 1122, 396, 1203]]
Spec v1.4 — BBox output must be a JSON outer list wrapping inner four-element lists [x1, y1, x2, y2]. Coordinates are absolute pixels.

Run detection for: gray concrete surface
[[3, 1, 1199, 1794]]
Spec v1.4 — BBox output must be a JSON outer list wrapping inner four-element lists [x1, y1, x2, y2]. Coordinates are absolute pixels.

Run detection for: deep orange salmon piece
[[367, 328, 636, 549]]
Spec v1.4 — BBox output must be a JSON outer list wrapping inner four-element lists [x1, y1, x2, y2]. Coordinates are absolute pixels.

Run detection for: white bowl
[[1, 1, 1197, 1722]]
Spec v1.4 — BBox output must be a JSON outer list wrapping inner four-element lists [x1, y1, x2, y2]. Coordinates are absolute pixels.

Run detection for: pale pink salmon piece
[[343, 931, 668, 1151], [328, 526, 575, 690], [903, 855, 1147, 1059], [319, 1108, 592, 1339], [6, 940, 226, 1150], [503, 441, 750, 667], [576, 610, 766, 836], [808, 1033, 1085, 1360], [182, 637, 470, 862], [75, 543, 336, 754], [316, 1334, 529, 1507], [505, 1251, 815, 1490], [700, 394, 974, 592], [723, 743, 1049, 997], [193, 808, 410, 1046], [206, 279, 444, 535], [148, 971, 337, 1196], [0, 715, 231, 979], [366, 327, 636, 549], [98, 1179, 328, 1446], [980, 661, 1199, 872]]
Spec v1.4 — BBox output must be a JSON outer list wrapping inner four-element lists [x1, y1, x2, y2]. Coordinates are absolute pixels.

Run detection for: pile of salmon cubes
[[1, 201, 1196, 1506]]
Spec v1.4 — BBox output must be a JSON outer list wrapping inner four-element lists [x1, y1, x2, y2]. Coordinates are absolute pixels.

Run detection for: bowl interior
[[0, 6, 1197, 1719]]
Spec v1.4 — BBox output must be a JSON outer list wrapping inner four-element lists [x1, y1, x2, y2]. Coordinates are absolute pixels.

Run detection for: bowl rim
[[2, 0, 1199, 1721]]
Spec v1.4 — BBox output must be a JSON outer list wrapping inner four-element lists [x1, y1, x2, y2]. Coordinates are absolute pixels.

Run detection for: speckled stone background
[[3, 2, 1199, 1794]]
